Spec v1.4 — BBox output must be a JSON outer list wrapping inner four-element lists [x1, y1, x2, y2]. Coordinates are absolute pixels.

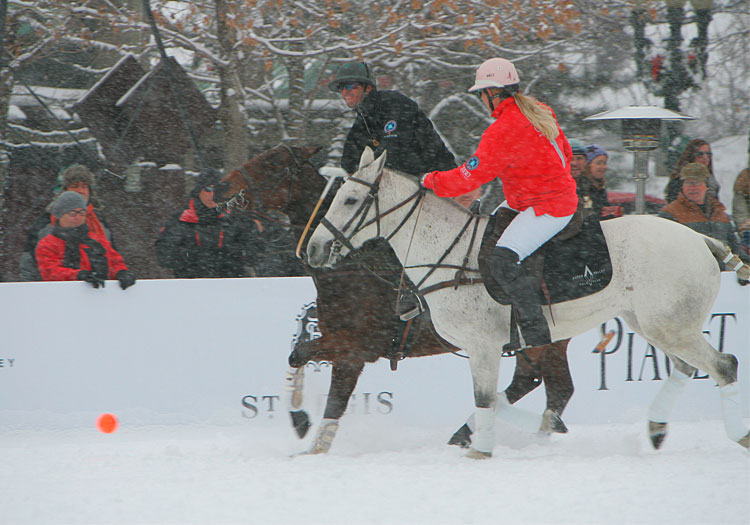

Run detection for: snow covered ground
[[1, 417, 748, 524]]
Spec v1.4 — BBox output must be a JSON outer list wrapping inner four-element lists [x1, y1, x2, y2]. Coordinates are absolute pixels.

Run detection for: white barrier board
[[0, 274, 747, 431]]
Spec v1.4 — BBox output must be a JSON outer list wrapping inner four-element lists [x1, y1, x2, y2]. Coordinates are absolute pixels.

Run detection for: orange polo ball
[[96, 413, 119, 434]]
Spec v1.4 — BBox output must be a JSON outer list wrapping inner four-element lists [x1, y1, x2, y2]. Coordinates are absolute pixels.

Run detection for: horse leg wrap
[[647, 368, 690, 424], [284, 367, 305, 411], [309, 419, 339, 454], [470, 407, 495, 456], [719, 382, 749, 444]]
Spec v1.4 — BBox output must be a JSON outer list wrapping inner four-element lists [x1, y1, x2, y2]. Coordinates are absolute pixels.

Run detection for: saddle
[[478, 205, 613, 306]]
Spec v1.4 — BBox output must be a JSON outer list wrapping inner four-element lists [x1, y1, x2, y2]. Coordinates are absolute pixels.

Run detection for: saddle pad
[[543, 214, 613, 303], [479, 211, 613, 305]]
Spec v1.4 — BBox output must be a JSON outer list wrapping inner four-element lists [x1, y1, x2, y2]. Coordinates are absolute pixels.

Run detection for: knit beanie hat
[[61, 164, 95, 190], [569, 139, 586, 156], [189, 168, 222, 198], [51, 191, 87, 218], [585, 144, 608, 163], [679, 162, 709, 182]]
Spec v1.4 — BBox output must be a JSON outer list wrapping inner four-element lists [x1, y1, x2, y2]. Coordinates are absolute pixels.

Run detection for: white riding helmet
[[468, 58, 520, 92]]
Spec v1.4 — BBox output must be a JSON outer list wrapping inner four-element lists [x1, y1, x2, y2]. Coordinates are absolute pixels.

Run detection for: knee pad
[[487, 246, 521, 286]]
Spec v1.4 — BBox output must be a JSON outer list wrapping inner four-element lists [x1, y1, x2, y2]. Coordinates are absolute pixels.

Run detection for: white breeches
[[492, 202, 574, 261]]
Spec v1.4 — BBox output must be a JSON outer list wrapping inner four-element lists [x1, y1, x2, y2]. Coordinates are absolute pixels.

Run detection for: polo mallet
[[295, 169, 344, 259]]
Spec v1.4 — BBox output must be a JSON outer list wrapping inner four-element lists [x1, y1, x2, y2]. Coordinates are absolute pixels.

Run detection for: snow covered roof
[[8, 105, 26, 121], [9, 85, 87, 125], [12, 85, 86, 106], [76, 54, 141, 106], [584, 106, 696, 121]]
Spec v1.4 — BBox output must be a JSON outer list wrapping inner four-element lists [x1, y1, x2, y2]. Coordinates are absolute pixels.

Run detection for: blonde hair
[[513, 93, 559, 140]]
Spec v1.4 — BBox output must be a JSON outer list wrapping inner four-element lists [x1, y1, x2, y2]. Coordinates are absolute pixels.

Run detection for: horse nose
[[307, 242, 318, 264]]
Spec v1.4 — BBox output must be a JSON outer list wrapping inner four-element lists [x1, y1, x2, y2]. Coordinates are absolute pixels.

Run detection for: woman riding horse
[[421, 57, 578, 352]]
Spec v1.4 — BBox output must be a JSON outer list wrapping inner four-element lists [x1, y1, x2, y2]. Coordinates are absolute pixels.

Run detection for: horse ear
[[374, 150, 388, 174], [299, 145, 322, 159], [359, 147, 374, 170]]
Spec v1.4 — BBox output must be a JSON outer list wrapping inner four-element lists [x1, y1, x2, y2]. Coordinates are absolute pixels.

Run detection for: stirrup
[[398, 293, 425, 322], [399, 306, 422, 322], [501, 344, 527, 358]]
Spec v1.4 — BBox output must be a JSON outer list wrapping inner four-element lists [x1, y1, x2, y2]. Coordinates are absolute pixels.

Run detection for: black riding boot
[[487, 246, 551, 351]]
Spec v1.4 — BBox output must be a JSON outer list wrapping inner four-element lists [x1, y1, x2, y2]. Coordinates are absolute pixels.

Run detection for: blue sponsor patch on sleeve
[[466, 156, 480, 170]]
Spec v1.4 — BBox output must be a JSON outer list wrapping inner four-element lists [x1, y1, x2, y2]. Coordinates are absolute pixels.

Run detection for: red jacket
[[36, 226, 128, 281], [422, 97, 578, 217]]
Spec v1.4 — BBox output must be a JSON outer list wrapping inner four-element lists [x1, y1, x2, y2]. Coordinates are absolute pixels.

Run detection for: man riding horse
[[330, 60, 458, 324], [332, 60, 457, 180]]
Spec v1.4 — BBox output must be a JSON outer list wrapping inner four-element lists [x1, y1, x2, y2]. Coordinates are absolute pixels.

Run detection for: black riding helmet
[[328, 61, 377, 92]]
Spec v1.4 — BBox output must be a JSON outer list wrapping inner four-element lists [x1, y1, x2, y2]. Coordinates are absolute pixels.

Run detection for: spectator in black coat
[[577, 143, 612, 218], [155, 171, 253, 279]]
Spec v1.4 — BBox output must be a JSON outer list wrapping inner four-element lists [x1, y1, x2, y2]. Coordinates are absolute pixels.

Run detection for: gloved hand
[[420, 172, 437, 189], [116, 270, 137, 290], [78, 270, 105, 289]]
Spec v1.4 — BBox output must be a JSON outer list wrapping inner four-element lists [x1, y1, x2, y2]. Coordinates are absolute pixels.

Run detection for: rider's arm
[[422, 120, 508, 197]]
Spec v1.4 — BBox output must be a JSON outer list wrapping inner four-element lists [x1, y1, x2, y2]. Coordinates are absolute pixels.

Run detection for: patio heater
[[583, 106, 695, 214]]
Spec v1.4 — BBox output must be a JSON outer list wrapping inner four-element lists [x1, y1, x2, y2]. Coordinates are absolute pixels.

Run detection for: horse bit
[[216, 143, 306, 219]]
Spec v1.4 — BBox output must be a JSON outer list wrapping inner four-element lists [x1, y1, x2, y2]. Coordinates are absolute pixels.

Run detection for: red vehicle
[[604, 191, 667, 216]]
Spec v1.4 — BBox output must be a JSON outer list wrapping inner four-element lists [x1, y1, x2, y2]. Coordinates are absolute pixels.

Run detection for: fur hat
[[569, 139, 586, 156], [585, 144, 608, 163], [679, 162, 709, 182], [61, 165, 95, 190], [51, 191, 87, 218]]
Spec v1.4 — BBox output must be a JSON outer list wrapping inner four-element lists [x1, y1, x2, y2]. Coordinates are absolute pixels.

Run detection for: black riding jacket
[[341, 90, 456, 177]]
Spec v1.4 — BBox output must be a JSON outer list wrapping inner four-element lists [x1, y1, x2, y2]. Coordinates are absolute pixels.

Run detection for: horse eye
[[344, 197, 358, 206]]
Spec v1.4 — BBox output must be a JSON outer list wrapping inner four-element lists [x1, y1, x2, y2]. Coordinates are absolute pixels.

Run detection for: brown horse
[[218, 144, 573, 452]]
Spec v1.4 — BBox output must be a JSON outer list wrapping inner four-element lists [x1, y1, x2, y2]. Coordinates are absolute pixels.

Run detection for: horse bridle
[[318, 172, 426, 264], [319, 171, 484, 293], [217, 143, 308, 220]]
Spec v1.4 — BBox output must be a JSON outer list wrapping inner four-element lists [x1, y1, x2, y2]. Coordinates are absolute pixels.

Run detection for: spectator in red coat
[[35, 191, 136, 289], [421, 57, 577, 351], [20, 164, 116, 281]]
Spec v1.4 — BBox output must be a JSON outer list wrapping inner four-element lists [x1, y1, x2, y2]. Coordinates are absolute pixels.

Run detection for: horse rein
[[319, 172, 483, 296]]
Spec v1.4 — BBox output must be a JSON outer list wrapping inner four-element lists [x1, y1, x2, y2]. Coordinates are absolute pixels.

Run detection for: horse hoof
[[540, 409, 568, 434], [448, 424, 473, 448], [649, 421, 668, 450], [289, 410, 312, 439], [465, 448, 492, 460], [738, 431, 750, 449]]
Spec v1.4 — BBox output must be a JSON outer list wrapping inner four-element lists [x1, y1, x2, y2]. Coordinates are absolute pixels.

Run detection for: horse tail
[[702, 235, 749, 281]]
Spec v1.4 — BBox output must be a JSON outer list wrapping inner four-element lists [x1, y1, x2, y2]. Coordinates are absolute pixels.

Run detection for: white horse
[[307, 148, 749, 458]]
